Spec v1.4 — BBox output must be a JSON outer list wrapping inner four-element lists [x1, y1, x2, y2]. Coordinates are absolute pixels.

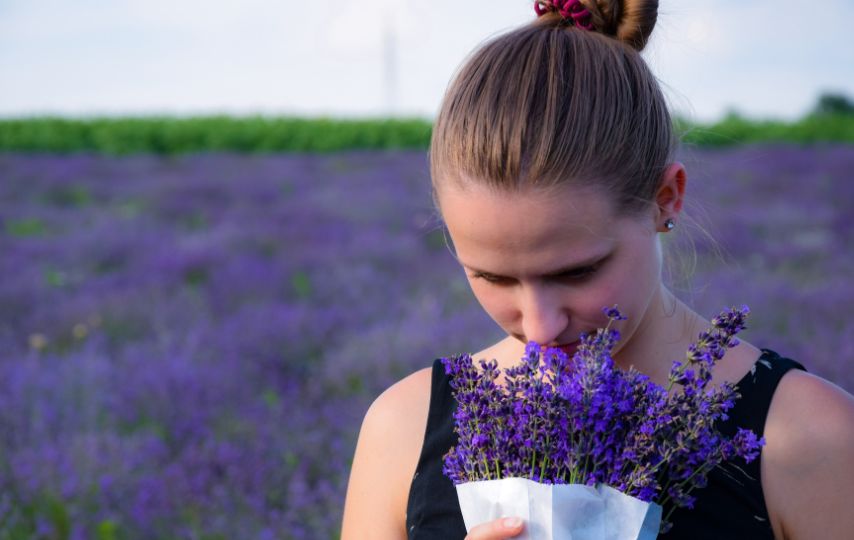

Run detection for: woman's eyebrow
[[464, 252, 611, 277]]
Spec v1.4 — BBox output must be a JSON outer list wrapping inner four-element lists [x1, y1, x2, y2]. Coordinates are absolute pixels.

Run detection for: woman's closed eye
[[550, 264, 602, 283], [555, 265, 599, 281], [471, 272, 509, 284], [471, 264, 600, 284]]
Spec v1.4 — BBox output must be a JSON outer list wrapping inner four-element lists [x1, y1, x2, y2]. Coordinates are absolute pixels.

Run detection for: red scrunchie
[[534, 0, 594, 31]]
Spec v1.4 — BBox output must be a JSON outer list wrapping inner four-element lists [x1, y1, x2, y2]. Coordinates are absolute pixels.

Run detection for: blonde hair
[[429, 0, 677, 217]]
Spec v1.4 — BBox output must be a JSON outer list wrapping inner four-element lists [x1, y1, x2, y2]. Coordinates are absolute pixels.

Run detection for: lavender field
[[1, 145, 852, 539]]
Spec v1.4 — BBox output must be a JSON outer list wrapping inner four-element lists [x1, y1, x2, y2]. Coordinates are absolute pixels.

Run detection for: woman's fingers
[[465, 517, 525, 539]]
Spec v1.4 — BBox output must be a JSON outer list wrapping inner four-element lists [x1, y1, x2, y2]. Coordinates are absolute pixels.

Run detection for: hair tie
[[534, 0, 594, 31]]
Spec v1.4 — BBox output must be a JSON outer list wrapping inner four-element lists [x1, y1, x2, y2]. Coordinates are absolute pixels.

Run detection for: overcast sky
[[1, 0, 852, 122]]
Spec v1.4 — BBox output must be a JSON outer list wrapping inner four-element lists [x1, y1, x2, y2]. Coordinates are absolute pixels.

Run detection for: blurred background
[[1, 1, 852, 539]]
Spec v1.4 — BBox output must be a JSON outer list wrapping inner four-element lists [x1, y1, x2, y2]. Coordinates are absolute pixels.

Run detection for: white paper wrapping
[[456, 477, 661, 540]]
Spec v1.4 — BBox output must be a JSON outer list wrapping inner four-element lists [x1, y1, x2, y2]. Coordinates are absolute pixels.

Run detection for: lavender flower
[[442, 305, 765, 534]]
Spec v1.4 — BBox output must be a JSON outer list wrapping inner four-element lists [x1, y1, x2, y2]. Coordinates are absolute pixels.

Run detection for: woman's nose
[[520, 286, 568, 346]]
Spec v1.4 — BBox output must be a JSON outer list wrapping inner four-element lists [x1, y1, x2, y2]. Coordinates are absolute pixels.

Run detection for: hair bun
[[535, 0, 659, 52], [600, 0, 659, 52]]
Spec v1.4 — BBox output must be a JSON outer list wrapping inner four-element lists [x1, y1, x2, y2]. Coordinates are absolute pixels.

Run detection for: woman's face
[[437, 180, 664, 358]]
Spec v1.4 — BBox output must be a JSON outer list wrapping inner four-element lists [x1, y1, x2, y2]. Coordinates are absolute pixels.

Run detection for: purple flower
[[443, 305, 764, 534]]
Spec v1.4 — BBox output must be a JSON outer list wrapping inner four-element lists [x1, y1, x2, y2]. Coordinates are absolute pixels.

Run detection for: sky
[[1, 0, 852, 123]]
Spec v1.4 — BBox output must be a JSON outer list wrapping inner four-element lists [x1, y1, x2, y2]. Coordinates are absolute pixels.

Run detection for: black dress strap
[[724, 348, 807, 437], [406, 358, 467, 539]]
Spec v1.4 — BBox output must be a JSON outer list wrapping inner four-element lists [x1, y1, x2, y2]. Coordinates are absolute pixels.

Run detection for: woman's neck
[[611, 287, 709, 387]]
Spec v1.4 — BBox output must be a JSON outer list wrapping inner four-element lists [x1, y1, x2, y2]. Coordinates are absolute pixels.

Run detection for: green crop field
[[0, 110, 852, 155]]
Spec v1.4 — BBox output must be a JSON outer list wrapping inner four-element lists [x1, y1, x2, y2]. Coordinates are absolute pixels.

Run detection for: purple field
[[1, 145, 852, 539]]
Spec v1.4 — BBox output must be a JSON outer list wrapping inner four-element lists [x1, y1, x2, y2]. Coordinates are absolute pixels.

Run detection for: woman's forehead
[[438, 181, 623, 270], [439, 181, 617, 239]]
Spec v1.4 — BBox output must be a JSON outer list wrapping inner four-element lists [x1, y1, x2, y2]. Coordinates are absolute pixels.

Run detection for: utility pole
[[381, 9, 398, 117]]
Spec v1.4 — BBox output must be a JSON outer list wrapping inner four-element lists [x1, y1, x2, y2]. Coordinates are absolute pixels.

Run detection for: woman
[[341, 1, 854, 538]]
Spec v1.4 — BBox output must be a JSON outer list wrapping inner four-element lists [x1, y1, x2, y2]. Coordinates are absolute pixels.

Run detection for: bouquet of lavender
[[441, 305, 765, 539]]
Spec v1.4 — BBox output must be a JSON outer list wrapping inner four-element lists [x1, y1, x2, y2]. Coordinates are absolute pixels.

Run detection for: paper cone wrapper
[[456, 477, 661, 540]]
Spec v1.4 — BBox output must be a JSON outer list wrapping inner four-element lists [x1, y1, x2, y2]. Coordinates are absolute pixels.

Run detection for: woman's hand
[[465, 517, 525, 539]]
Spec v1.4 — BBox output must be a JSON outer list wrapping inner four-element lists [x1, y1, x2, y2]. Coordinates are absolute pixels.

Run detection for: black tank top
[[405, 348, 806, 539]]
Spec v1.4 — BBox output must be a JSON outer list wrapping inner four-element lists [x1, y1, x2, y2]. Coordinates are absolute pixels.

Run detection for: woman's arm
[[762, 370, 854, 540], [341, 368, 432, 540]]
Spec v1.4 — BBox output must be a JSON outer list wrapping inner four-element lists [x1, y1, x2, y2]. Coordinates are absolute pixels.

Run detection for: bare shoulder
[[765, 370, 854, 457], [762, 369, 854, 540], [341, 365, 434, 540], [368, 366, 434, 433]]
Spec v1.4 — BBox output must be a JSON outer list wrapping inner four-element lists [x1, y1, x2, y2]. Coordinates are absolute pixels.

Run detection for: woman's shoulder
[[358, 342, 506, 468], [341, 364, 435, 539], [369, 364, 434, 424], [764, 365, 854, 462], [764, 366, 854, 459], [362, 365, 436, 469], [762, 363, 854, 539]]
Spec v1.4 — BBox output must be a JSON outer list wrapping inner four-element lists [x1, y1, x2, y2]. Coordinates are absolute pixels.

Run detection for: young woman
[[341, 1, 854, 538]]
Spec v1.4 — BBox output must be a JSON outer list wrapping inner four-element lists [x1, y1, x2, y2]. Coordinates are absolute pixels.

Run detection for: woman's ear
[[655, 162, 686, 231]]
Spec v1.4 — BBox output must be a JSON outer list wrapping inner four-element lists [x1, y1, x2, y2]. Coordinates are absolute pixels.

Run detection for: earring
[[664, 218, 675, 231]]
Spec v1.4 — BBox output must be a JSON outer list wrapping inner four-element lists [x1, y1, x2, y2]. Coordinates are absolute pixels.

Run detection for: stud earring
[[664, 218, 675, 231]]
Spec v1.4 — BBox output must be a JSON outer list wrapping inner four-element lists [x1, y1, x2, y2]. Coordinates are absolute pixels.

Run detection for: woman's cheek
[[469, 280, 513, 323], [578, 281, 623, 325]]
